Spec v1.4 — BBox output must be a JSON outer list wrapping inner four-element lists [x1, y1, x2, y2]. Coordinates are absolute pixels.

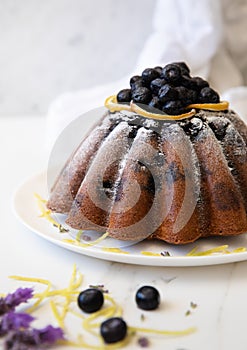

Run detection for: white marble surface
[[0, 0, 154, 116], [1, 115, 247, 350]]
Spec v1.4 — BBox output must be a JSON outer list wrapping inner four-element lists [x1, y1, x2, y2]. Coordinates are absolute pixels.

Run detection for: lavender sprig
[[0, 288, 33, 316], [4, 325, 64, 350], [0, 287, 64, 349], [34, 325, 64, 344], [0, 312, 34, 336]]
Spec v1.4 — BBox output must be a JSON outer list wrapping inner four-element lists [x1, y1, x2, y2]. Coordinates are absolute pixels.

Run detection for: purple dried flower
[[1, 312, 34, 333], [0, 289, 34, 316], [4, 325, 64, 349], [137, 336, 150, 347], [5, 289, 34, 309], [0, 299, 10, 316], [33, 325, 64, 344], [5, 331, 37, 350], [5, 340, 32, 350]]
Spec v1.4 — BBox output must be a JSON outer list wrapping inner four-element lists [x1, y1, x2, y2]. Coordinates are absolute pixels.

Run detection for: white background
[[0, 0, 155, 115]]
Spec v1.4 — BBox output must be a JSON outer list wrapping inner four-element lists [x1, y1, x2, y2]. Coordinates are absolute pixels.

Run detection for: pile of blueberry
[[77, 285, 160, 344], [116, 62, 220, 115]]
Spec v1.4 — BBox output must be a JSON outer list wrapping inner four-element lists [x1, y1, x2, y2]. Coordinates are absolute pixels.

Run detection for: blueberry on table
[[198, 87, 220, 103], [77, 288, 104, 313], [161, 63, 182, 83], [117, 89, 132, 103], [100, 317, 127, 343], [132, 87, 152, 104], [142, 68, 160, 85], [158, 84, 178, 103], [135, 286, 160, 310]]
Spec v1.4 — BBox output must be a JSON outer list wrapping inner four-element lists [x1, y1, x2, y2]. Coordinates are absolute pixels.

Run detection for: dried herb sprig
[[0, 287, 64, 349]]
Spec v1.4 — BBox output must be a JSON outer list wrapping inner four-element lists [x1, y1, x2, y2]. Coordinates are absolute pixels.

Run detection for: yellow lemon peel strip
[[187, 100, 229, 111], [8, 266, 196, 349], [50, 299, 64, 328], [83, 295, 119, 329], [63, 231, 110, 248], [105, 95, 196, 120], [34, 193, 68, 233], [129, 325, 197, 336], [130, 100, 196, 120], [9, 275, 52, 313], [104, 95, 132, 112], [187, 245, 229, 256], [141, 251, 161, 257], [233, 247, 246, 253], [58, 264, 81, 328], [105, 95, 229, 120], [187, 245, 230, 256], [187, 244, 247, 256], [101, 247, 129, 254], [61, 335, 132, 349], [35, 194, 110, 248]]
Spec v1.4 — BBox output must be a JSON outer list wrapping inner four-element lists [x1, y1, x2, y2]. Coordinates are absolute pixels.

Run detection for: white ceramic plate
[[13, 172, 247, 267]]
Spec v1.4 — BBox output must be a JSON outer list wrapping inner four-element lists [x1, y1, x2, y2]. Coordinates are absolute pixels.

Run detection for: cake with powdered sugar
[[47, 62, 247, 244]]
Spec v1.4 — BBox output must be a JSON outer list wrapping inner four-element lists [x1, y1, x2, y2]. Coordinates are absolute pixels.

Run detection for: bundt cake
[[47, 62, 247, 244]]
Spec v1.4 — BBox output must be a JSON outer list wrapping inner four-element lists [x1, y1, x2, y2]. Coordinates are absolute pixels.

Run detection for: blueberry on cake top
[[47, 62, 247, 244]]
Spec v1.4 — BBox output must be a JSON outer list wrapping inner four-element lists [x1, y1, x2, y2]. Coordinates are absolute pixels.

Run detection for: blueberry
[[100, 317, 127, 344], [132, 87, 152, 104], [130, 75, 143, 88], [135, 286, 160, 310], [142, 68, 160, 85], [161, 64, 182, 83], [131, 80, 144, 91], [154, 66, 162, 75], [158, 84, 178, 103], [77, 288, 104, 313], [117, 89, 131, 103], [162, 100, 185, 115], [148, 96, 162, 110], [192, 77, 209, 90], [180, 75, 198, 90], [186, 89, 198, 104], [174, 62, 190, 76], [198, 87, 220, 103], [183, 118, 204, 137], [176, 87, 197, 105], [176, 86, 190, 100], [150, 78, 166, 94]]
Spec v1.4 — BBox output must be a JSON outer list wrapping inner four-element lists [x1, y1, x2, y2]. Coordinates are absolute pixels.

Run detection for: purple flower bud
[[4, 330, 37, 349], [138, 336, 150, 347], [1, 312, 34, 332], [4, 325, 64, 349], [33, 325, 64, 344], [0, 299, 10, 316], [5, 288, 33, 309]]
